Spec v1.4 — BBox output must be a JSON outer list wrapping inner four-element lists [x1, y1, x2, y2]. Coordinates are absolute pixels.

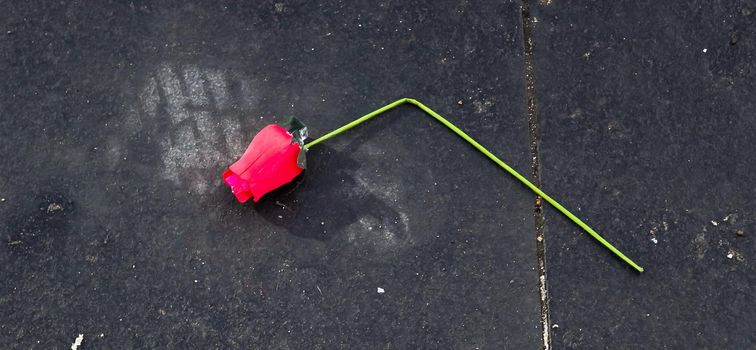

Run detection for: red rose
[[223, 119, 307, 203], [220, 99, 643, 272]]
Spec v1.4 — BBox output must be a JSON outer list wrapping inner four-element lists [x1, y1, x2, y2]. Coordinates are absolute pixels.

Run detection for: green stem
[[305, 98, 644, 273]]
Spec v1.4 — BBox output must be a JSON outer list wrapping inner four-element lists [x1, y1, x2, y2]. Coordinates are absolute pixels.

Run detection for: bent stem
[[305, 98, 644, 273]]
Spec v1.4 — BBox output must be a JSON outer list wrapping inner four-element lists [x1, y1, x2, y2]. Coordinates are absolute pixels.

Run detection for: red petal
[[229, 125, 293, 179], [247, 142, 303, 202], [223, 124, 304, 203], [223, 169, 254, 203]]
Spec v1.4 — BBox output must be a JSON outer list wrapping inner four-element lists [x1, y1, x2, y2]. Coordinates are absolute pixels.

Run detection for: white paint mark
[[105, 137, 124, 169], [160, 122, 206, 181], [157, 65, 191, 123], [344, 213, 412, 252], [71, 334, 84, 350], [239, 79, 259, 109], [539, 273, 550, 349], [205, 69, 230, 109], [221, 118, 245, 156], [139, 76, 159, 119], [189, 175, 210, 194], [539, 275, 547, 302], [354, 170, 400, 203], [134, 64, 261, 193], [398, 212, 410, 233], [193, 110, 222, 161], [182, 65, 209, 107]]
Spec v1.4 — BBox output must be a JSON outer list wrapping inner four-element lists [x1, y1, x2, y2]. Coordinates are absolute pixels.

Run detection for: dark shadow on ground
[[251, 141, 407, 242]]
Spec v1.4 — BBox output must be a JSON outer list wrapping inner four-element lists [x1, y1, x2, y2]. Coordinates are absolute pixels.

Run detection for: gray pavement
[[1, 1, 754, 349]]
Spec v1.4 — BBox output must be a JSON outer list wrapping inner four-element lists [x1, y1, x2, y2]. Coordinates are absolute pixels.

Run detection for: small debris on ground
[[457, 100, 464, 105], [735, 229, 744, 237], [650, 237, 658, 244], [710, 220, 718, 226], [0, 198, 5, 202], [47, 203, 64, 213], [377, 287, 385, 294], [552, 324, 559, 329], [71, 334, 84, 350], [726, 249, 744, 262]]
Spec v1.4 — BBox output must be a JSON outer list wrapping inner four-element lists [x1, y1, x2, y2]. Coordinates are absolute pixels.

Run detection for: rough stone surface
[[532, 2, 756, 348], [0, 1, 540, 348]]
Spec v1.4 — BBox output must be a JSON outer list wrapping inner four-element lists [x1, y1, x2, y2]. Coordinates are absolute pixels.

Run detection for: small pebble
[[710, 220, 718, 226], [457, 100, 464, 105], [726, 252, 734, 259], [377, 287, 385, 294], [702, 48, 707, 53], [736, 229, 744, 236], [47, 203, 64, 213], [0, 198, 5, 202]]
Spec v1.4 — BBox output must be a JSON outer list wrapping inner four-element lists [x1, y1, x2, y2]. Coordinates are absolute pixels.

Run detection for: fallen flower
[[222, 118, 307, 203], [223, 98, 644, 273]]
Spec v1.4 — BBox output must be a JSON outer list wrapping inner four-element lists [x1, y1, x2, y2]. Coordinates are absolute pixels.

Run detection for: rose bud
[[223, 118, 307, 203]]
